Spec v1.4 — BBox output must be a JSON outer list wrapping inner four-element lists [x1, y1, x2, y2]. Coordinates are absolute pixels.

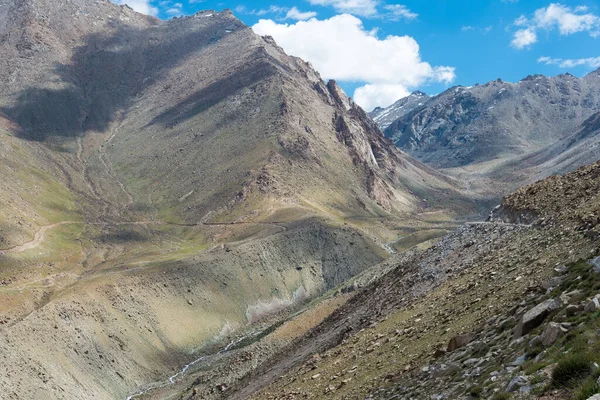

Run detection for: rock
[[541, 322, 567, 346], [554, 265, 568, 275], [463, 358, 481, 367], [591, 257, 600, 273], [542, 277, 564, 290], [562, 290, 585, 304], [566, 304, 582, 316], [586, 395, 600, 400], [510, 354, 527, 366], [507, 375, 528, 392], [447, 333, 474, 352], [514, 299, 561, 338], [433, 348, 447, 359], [529, 336, 542, 347], [520, 385, 533, 394], [585, 297, 600, 313]]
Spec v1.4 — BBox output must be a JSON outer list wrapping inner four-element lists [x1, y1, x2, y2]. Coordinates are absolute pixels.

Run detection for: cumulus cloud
[[534, 3, 599, 35], [112, 0, 158, 16], [538, 55, 600, 69], [252, 14, 455, 110], [511, 28, 537, 49], [511, 3, 600, 49], [354, 84, 411, 111]]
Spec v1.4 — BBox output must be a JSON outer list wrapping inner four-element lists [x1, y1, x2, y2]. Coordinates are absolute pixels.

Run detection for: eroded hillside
[[0, 1, 479, 399], [199, 162, 600, 400]]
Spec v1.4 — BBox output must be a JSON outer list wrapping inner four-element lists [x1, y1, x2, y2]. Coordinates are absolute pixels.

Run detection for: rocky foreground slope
[[162, 161, 600, 400], [0, 1, 479, 399]]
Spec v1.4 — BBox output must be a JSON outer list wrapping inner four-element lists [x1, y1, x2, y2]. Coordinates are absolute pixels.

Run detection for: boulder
[[447, 333, 474, 352], [561, 290, 585, 305], [585, 297, 600, 313], [591, 257, 600, 273], [514, 299, 561, 338], [566, 304, 582, 316], [541, 322, 567, 346], [510, 354, 527, 366], [506, 375, 528, 392], [542, 277, 564, 290], [586, 395, 600, 400]]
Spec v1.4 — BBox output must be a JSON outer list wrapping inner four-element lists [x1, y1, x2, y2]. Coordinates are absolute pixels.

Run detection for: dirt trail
[[0, 219, 290, 257], [0, 221, 79, 255]]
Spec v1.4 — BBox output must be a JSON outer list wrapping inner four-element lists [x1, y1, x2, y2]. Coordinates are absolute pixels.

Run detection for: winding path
[[0, 222, 79, 255], [0, 220, 290, 256]]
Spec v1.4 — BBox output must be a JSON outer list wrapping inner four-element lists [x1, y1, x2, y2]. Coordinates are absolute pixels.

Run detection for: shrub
[[490, 393, 511, 400], [573, 377, 600, 400], [468, 385, 483, 398], [551, 355, 594, 388]]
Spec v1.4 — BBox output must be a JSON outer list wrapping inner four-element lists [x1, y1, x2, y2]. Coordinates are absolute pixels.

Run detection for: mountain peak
[[587, 67, 600, 78]]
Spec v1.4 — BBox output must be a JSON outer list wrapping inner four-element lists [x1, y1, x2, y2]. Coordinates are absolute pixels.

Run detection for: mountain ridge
[[0, 3, 479, 399]]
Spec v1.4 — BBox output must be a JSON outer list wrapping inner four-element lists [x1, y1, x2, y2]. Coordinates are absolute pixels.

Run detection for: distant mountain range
[[369, 91, 429, 130], [372, 71, 600, 195]]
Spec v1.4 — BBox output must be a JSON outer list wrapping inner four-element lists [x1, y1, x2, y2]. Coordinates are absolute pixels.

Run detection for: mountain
[[369, 91, 429, 130], [209, 162, 600, 400], [492, 109, 600, 188], [384, 73, 600, 171], [0, 1, 477, 399]]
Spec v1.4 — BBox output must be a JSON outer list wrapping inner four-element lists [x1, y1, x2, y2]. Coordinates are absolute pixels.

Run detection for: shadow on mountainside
[[2, 16, 247, 141], [145, 57, 278, 129]]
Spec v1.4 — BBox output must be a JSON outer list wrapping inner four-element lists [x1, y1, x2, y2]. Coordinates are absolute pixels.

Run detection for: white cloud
[[306, 1, 417, 20], [286, 7, 318, 21], [235, 5, 317, 20], [534, 3, 599, 35], [235, 5, 287, 17], [112, 0, 158, 16], [511, 28, 537, 48], [511, 3, 600, 49], [354, 84, 410, 112], [462, 25, 493, 34], [383, 4, 418, 21], [514, 15, 528, 26], [252, 14, 455, 110], [538, 55, 600, 69], [307, 0, 379, 17]]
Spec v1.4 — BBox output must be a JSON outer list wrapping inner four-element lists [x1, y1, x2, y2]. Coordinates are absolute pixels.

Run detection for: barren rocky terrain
[[203, 161, 600, 400], [0, 1, 480, 399], [1, 1, 600, 400]]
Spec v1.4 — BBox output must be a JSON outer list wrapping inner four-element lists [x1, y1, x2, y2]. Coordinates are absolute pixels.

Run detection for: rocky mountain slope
[[369, 91, 430, 130], [195, 161, 600, 400], [382, 72, 600, 195], [0, 1, 479, 399]]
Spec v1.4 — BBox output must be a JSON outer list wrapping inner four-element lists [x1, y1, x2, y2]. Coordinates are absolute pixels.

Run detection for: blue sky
[[113, 0, 600, 110]]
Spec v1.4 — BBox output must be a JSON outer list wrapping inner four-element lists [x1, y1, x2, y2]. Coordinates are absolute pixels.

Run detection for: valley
[[0, 1, 599, 400]]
